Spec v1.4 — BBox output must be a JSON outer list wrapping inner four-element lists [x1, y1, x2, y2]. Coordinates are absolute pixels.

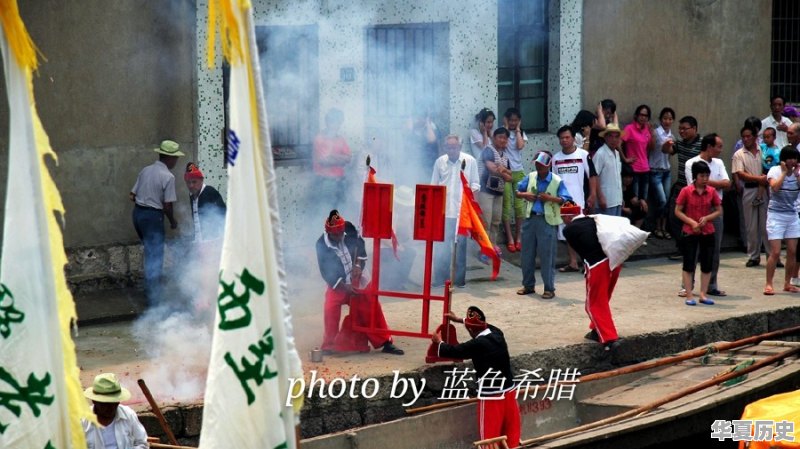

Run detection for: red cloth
[[477, 390, 521, 448], [324, 214, 345, 234], [184, 163, 204, 180], [322, 285, 392, 352], [313, 135, 351, 178], [675, 184, 721, 235], [584, 258, 622, 344]]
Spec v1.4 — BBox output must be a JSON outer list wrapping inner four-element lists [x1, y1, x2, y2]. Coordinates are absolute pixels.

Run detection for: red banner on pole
[[413, 185, 445, 242]]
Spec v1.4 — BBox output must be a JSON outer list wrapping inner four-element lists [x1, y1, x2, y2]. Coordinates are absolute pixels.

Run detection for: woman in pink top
[[622, 104, 655, 205]]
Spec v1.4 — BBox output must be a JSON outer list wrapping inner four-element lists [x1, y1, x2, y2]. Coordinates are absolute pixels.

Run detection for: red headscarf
[[325, 210, 345, 234], [464, 306, 488, 332], [184, 162, 204, 181]]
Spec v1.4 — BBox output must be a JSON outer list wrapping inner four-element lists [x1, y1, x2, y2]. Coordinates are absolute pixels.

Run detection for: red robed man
[[315, 210, 404, 355]]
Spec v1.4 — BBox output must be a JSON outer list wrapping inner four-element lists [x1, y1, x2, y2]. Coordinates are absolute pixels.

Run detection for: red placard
[[362, 183, 394, 239], [413, 185, 445, 242]]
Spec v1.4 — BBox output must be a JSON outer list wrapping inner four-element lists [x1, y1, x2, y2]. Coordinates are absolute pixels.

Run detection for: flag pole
[[449, 159, 467, 293]]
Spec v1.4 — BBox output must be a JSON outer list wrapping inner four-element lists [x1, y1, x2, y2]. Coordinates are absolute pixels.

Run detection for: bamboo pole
[[138, 379, 180, 446], [520, 346, 800, 447], [580, 325, 800, 383], [406, 325, 800, 414], [149, 443, 196, 449]]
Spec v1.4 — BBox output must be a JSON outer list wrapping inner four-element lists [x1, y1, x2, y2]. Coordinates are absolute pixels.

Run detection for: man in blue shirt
[[515, 151, 572, 299]]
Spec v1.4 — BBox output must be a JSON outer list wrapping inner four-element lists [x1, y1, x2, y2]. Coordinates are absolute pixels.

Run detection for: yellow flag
[[0, 1, 92, 448], [200, 1, 303, 448]]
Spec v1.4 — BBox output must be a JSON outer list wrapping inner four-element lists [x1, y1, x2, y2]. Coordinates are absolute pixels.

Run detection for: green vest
[[525, 172, 564, 226]]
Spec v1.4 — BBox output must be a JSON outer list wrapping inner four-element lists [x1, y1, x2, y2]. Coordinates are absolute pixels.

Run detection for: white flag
[[0, 3, 92, 448], [199, 1, 303, 449]]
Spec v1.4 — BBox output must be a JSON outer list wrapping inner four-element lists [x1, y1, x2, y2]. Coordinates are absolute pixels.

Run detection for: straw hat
[[84, 373, 131, 403], [154, 140, 185, 157], [599, 123, 622, 138]]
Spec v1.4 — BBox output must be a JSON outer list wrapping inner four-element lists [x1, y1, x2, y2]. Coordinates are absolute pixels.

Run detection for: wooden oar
[[519, 345, 800, 447], [138, 379, 180, 446], [406, 324, 800, 414]]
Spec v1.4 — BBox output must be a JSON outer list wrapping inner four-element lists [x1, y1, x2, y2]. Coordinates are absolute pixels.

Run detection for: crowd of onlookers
[[452, 96, 800, 303], [310, 96, 800, 303]]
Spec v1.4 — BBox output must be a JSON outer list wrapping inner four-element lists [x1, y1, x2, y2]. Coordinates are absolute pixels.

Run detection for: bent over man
[[433, 306, 520, 448], [563, 215, 634, 351]]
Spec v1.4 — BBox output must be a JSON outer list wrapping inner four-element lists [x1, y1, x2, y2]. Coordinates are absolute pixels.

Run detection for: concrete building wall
[[582, 0, 771, 158], [194, 0, 500, 255], [0, 1, 198, 251], [195, 0, 582, 259]]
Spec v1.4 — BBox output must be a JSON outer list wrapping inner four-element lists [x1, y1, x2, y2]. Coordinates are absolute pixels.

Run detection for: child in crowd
[[674, 161, 722, 306], [621, 163, 647, 228], [756, 127, 781, 206]]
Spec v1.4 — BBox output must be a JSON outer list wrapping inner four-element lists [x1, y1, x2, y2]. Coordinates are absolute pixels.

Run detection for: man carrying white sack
[[562, 212, 648, 352]]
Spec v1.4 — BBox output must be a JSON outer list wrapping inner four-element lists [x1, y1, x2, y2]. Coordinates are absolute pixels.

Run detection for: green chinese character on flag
[[0, 284, 24, 339], [217, 269, 265, 331], [224, 327, 278, 405], [0, 368, 54, 434]]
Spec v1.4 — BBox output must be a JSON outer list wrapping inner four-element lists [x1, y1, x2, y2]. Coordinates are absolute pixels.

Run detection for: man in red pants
[[432, 306, 520, 448], [562, 215, 622, 351], [315, 210, 404, 355]]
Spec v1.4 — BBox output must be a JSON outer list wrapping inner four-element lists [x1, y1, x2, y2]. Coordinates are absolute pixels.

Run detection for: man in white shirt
[[592, 124, 624, 216], [431, 134, 481, 287], [551, 125, 598, 272], [686, 133, 731, 296], [762, 95, 793, 148], [83, 373, 148, 449]]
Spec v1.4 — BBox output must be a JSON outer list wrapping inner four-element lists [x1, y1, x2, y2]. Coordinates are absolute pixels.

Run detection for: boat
[[300, 333, 800, 449]]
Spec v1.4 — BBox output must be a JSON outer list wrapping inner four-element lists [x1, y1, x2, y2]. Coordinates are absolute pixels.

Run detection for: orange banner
[[457, 172, 500, 279]]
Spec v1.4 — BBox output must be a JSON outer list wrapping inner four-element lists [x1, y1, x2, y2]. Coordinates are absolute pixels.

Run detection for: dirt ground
[[75, 250, 800, 410]]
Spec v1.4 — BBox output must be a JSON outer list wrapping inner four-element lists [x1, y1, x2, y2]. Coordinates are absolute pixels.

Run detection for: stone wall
[[133, 307, 800, 445]]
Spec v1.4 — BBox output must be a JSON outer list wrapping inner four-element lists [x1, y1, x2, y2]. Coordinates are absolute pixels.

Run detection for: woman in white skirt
[[764, 145, 800, 295]]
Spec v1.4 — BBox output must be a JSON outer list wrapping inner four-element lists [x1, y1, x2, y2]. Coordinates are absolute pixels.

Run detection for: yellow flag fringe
[[0, 0, 42, 72], [206, 0, 245, 67], [11, 3, 93, 444]]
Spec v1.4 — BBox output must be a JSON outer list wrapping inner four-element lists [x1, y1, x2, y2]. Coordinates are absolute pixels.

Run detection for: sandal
[[541, 291, 555, 299], [699, 298, 715, 305], [678, 288, 687, 298], [515, 241, 522, 252], [706, 288, 727, 297], [653, 230, 664, 239], [516, 286, 535, 295], [764, 286, 775, 296], [663, 231, 672, 240], [559, 265, 580, 273], [685, 299, 697, 306], [783, 286, 800, 293], [506, 242, 517, 253]]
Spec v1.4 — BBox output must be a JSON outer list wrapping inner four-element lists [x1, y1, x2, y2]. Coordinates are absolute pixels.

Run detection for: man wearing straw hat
[[82, 373, 148, 449], [130, 139, 184, 305]]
